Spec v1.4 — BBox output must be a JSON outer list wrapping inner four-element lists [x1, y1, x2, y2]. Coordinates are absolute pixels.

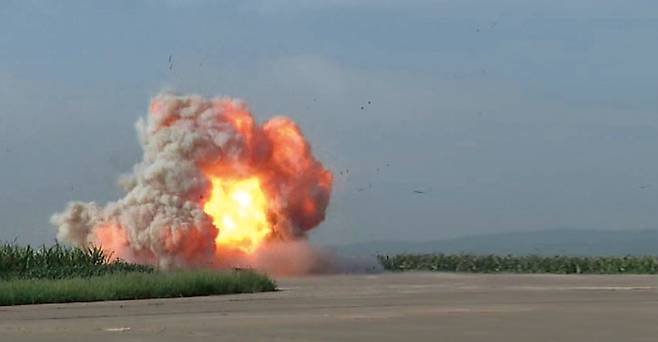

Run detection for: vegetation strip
[[0, 270, 276, 306], [0, 244, 276, 306], [379, 254, 658, 274], [0, 244, 152, 280]]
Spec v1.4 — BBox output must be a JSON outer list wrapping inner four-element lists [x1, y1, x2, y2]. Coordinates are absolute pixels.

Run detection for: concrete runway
[[1, 272, 657, 341]]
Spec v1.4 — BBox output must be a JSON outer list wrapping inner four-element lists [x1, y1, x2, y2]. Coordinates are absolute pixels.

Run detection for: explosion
[[51, 93, 333, 272], [204, 177, 271, 253]]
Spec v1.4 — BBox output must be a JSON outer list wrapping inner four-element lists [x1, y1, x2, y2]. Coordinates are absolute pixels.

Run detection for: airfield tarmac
[[1, 272, 657, 341]]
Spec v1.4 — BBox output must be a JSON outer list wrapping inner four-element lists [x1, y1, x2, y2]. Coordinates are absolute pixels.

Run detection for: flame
[[203, 176, 272, 253]]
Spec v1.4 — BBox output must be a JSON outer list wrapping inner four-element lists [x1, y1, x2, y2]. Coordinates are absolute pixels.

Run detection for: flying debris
[[357, 183, 372, 192], [640, 185, 652, 190], [412, 190, 426, 194]]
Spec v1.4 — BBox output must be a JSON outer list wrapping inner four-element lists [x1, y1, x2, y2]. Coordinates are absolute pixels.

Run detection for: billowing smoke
[[51, 93, 333, 272]]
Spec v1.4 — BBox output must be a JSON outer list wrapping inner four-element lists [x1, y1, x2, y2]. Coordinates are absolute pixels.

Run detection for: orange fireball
[[203, 177, 272, 254]]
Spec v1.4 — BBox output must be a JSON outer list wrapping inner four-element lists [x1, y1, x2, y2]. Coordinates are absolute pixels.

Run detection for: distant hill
[[330, 229, 658, 256]]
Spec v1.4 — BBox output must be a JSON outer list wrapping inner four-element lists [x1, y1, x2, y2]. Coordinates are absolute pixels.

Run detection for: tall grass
[[378, 254, 658, 274], [0, 244, 152, 280], [0, 244, 277, 306], [0, 270, 276, 306]]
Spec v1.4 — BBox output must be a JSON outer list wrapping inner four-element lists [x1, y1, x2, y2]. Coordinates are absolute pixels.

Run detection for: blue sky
[[1, 1, 658, 245]]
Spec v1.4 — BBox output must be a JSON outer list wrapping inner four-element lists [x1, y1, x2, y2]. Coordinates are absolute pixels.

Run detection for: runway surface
[[1, 272, 657, 341]]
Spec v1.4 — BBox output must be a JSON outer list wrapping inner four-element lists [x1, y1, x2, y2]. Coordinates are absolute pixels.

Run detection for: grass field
[[378, 254, 658, 274], [0, 244, 276, 306], [0, 270, 276, 306]]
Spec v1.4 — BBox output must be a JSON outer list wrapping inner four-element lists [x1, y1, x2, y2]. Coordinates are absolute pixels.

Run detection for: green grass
[[0, 243, 153, 280], [0, 244, 276, 306], [378, 254, 658, 274], [0, 270, 277, 306]]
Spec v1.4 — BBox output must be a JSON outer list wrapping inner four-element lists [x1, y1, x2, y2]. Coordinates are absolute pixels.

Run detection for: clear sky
[[1, 0, 658, 245]]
